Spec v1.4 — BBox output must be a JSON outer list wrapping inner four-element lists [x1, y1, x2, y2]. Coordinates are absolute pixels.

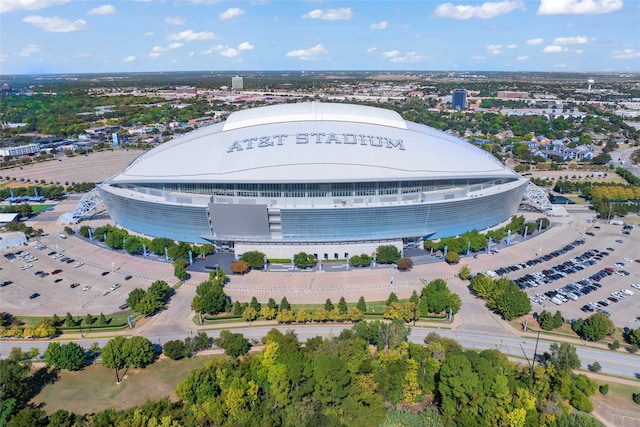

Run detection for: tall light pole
[[607, 203, 613, 224]]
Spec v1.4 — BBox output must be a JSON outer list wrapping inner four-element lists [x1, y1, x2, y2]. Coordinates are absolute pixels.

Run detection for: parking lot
[[0, 236, 167, 316], [493, 225, 640, 328]]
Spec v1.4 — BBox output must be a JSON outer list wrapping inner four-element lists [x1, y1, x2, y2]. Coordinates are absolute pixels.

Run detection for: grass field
[[30, 355, 217, 415], [592, 379, 640, 412], [31, 204, 55, 214]]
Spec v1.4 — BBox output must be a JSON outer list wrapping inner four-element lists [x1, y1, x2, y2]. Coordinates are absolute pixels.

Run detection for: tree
[[126, 288, 146, 312], [588, 361, 602, 373], [250, 296, 261, 312], [0, 357, 31, 423], [575, 312, 615, 341], [548, 342, 581, 372], [43, 342, 85, 371], [396, 257, 413, 271], [280, 296, 291, 311], [386, 292, 399, 306], [293, 252, 316, 269], [324, 298, 334, 311], [242, 306, 259, 322], [375, 245, 401, 264], [193, 280, 228, 315], [173, 264, 187, 280], [240, 251, 266, 269], [84, 313, 94, 326], [123, 336, 155, 368], [338, 297, 348, 314], [356, 296, 367, 313], [101, 336, 128, 382], [214, 330, 250, 358], [230, 260, 250, 274], [163, 340, 187, 360], [458, 264, 471, 280], [445, 251, 460, 264]]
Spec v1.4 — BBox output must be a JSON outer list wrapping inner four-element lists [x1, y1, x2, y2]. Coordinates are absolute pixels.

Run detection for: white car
[[73, 262, 84, 268], [631, 283, 640, 290], [82, 285, 91, 291], [102, 289, 110, 296], [20, 264, 33, 270], [621, 289, 634, 296]]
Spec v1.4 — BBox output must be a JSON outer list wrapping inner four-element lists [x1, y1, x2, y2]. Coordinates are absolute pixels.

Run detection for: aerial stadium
[[99, 102, 529, 258]]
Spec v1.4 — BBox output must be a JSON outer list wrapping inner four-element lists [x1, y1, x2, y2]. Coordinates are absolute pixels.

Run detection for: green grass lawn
[[30, 204, 55, 214], [30, 355, 217, 415]]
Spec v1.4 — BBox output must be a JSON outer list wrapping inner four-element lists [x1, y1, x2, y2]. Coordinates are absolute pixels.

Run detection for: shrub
[[445, 251, 460, 264], [396, 257, 413, 271], [588, 361, 601, 373], [163, 340, 187, 360], [599, 384, 608, 395]]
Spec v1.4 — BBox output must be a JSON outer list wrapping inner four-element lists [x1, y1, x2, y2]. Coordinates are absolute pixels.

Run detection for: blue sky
[[1, 0, 639, 75]]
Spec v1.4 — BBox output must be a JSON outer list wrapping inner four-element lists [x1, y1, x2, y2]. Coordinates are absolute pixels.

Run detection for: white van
[[621, 289, 634, 296]]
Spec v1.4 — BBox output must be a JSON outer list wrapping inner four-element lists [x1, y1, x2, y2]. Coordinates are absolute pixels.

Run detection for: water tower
[[587, 79, 594, 91]]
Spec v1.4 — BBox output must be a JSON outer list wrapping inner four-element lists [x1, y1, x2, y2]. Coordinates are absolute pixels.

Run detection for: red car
[[51, 269, 62, 275], [70, 283, 80, 288]]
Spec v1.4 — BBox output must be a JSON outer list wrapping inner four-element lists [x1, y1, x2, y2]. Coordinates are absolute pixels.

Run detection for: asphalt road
[[2, 324, 638, 379]]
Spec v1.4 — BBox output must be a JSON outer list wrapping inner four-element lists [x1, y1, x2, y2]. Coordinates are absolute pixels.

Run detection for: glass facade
[[100, 179, 527, 244], [131, 178, 509, 199]]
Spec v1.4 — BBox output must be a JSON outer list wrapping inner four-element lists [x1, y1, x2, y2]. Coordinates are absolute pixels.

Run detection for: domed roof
[[110, 102, 516, 184]]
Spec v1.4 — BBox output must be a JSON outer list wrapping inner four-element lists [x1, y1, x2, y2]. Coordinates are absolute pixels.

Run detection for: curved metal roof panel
[[112, 102, 517, 184]]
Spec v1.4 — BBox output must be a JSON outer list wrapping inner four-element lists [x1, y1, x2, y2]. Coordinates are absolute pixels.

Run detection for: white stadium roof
[[112, 102, 516, 184]]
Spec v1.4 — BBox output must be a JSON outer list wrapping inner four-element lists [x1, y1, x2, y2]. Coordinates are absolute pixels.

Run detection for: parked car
[[29, 293, 40, 299]]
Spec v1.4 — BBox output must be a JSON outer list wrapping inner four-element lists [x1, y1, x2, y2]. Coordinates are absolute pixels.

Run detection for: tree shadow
[[27, 366, 59, 400]]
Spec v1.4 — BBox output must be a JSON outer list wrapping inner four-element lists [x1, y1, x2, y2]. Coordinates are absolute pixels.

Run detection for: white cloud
[[538, 0, 622, 15], [167, 29, 216, 42], [1, 0, 69, 14], [238, 42, 254, 50], [220, 48, 239, 57], [286, 44, 328, 60], [370, 21, 387, 30], [149, 42, 183, 57], [19, 44, 40, 57], [165, 16, 185, 25], [506, 44, 517, 49], [486, 44, 503, 55], [434, 1, 525, 19], [516, 55, 529, 60], [610, 48, 640, 59], [381, 50, 400, 58], [526, 38, 544, 45], [200, 44, 225, 54], [122, 55, 136, 62], [22, 15, 86, 32], [88, 4, 115, 15], [144, 31, 154, 36], [303, 7, 352, 20], [389, 51, 427, 63], [553, 36, 589, 44], [219, 7, 244, 20], [366, 47, 377, 53], [543, 45, 568, 53]]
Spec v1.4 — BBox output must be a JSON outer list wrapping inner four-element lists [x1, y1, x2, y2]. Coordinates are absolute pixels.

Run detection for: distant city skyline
[[1, 0, 639, 75]]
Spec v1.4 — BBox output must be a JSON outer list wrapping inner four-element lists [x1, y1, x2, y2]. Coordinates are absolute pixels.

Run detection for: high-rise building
[[231, 76, 243, 90], [452, 89, 467, 110]]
